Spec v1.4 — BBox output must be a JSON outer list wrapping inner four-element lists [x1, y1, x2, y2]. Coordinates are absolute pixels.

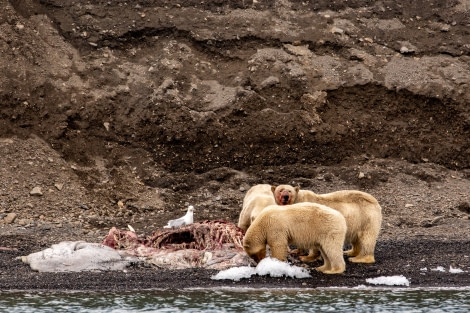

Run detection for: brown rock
[[3, 213, 17, 224], [30, 187, 43, 196]]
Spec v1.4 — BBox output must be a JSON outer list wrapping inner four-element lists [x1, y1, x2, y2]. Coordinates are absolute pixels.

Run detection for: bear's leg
[[349, 255, 375, 263], [344, 239, 360, 257], [299, 248, 322, 262], [289, 247, 303, 254], [269, 243, 289, 262], [316, 241, 345, 274], [348, 230, 377, 263], [314, 246, 330, 273]]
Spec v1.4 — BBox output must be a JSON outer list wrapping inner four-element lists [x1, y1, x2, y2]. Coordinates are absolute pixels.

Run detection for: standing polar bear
[[243, 203, 347, 274], [272, 185, 382, 264], [238, 184, 276, 232]]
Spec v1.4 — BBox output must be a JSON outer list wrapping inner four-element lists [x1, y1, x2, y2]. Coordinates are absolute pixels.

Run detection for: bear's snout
[[281, 194, 290, 204]]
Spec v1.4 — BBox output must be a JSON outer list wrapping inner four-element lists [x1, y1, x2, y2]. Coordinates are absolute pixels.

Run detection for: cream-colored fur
[[272, 185, 382, 264], [243, 203, 347, 274], [237, 184, 275, 232]]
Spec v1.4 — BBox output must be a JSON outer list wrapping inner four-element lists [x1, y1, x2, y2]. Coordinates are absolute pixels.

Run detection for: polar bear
[[237, 184, 276, 232], [243, 203, 347, 274], [272, 185, 382, 264]]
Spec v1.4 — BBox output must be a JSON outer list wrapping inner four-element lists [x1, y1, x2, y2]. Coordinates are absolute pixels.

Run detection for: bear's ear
[[295, 186, 300, 193], [271, 185, 276, 193]]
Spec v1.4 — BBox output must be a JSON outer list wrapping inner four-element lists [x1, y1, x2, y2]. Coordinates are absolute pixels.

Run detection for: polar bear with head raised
[[272, 184, 382, 264]]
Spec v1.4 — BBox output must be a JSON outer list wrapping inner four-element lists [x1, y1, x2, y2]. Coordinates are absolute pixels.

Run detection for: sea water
[[1, 287, 469, 313]]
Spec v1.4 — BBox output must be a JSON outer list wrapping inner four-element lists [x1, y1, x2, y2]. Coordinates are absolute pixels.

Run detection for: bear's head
[[271, 184, 299, 205], [243, 238, 266, 263]]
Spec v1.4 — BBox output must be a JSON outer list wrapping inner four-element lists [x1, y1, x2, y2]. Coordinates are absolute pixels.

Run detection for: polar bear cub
[[243, 203, 347, 274], [272, 185, 382, 264], [238, 184, 276, 232]]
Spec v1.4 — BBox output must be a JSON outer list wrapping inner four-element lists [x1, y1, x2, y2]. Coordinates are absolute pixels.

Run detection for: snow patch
[[449, 266, 465, 273], [211, 257, 311, 281], [366, 275, 410, 286]]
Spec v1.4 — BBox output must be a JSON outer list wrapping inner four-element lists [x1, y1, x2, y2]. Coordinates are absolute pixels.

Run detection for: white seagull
[[163, 205, 194, 229]]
